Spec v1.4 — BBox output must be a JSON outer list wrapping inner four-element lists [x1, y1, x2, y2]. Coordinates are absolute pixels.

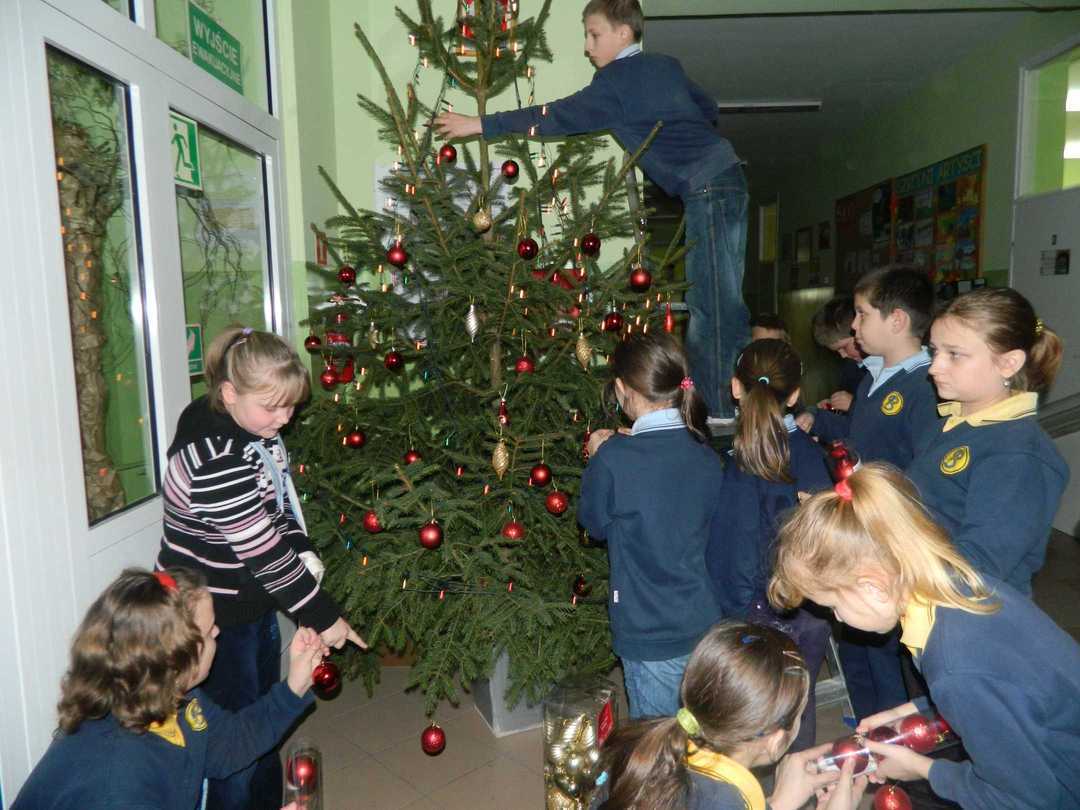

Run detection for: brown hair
[[203, 326, 310, 413], [938, 288, 1062, 393], [56, 567, 208, 734], [768, 463, 996, 616], [600, 622, 809, 810], [582, 0, 644, 41], [812, 296, 855, 347], [609, 332, 709, 442], [733, 339, 802, 483], [854, 267, 935, 340]]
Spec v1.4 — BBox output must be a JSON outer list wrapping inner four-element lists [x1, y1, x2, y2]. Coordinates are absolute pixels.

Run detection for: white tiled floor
[[284, 530, 1080, 809]]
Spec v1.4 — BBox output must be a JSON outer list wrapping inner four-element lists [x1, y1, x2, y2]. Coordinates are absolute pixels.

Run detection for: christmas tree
[[291, 0, 686, 721]]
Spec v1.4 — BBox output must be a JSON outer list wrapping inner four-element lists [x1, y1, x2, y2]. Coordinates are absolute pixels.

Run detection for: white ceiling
[[645, 10, 1035, 186]]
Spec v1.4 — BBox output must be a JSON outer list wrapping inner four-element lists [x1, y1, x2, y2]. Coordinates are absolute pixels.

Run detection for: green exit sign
[[187, 2, 243, 95]]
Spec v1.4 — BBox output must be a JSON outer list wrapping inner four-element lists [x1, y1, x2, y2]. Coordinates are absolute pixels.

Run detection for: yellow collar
[[147, 713, 186, 748], [686, 743, 765, 810], [938, 392, 1037, 433], [899, 595, 937, 656]]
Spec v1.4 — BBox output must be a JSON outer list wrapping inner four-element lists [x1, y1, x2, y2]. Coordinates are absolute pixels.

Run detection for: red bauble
[[337, 265, 357, 285], [571, 266, 587, 284], [629, 266, 652, 292], [346, 429, 366, 449], [501, 159, 520, 181], [549, 270, 574, 290], [866, 725, 898, 747], [898, 715, 937, 754], [384, 350, 404, 372], [498, 399, 510, 426], [830, 736, 870, 774], [572, 574, 591, 598], [664, 301, 675, 333], [319, 365, 339, 389], [325, 330, 351, 346], [517, 237, 539, 261], [501, 520, 526, 540], [515, 355, 535, 374], [362, 509, 383, 534], [403, 449, 422, 465], [530, 462, 552, 487], [438, 143, 457, 164], [829, 442, 849, 459], [286, 754, 319, 794], [419, 521, 443, 549], [303, 334, 321, 351], [386, 242, 408, 267], [568, 305, 582, 319], [873, 785, 913, 810], [602, 311, 624, 332], [580, 232, 601, 256], [545, 490, 569, 515], [420, 723, 446, 756], [337, 360, 355, 384], [311, 659, 341, 699], [932, 714, 953, 738]]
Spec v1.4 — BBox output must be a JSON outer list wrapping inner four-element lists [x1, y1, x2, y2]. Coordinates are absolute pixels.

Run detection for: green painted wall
[[764, 11, 1080, 289]]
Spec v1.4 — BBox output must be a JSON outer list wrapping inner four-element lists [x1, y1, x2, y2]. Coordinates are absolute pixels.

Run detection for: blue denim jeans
[[622, 654, 690, 720], [200, 611, 283, 810], [682, 163, 751, 418]]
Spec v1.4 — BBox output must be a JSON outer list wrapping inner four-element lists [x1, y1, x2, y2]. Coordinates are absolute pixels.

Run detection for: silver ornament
[[465, 303, 480, 343]]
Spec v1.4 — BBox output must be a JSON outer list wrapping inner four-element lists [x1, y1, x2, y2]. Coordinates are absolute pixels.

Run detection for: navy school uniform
[[906, 393, 1068, 595], [11, 682, 312, 810], [901, 578, 1080, 808]]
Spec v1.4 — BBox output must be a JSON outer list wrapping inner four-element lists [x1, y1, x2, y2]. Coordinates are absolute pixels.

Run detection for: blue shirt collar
[[784, 413, 797, 433], [616, 43, 642, 60], [631, 407, 684, 435], [862, 347, 931, 382]]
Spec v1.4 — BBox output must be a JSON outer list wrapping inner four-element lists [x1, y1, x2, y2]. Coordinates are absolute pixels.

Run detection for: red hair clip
[[834, 479, 853, 502], [680, 377, 694, 390], [153, 571, 178, 592]]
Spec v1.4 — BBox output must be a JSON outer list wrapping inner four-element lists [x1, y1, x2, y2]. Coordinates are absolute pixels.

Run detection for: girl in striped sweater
[[156, 326, 364, 810]]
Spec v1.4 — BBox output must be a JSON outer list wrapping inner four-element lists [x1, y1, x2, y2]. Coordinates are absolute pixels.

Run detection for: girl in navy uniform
[[770, 464, 1080, 809], [706, 338, 832, 750], [908, 288, 1068, 594], [12, 568, 326, 810], [595, 621, 864, 810], [579, 332, 725, 719]]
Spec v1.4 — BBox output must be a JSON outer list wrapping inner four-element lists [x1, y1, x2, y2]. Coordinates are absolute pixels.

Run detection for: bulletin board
[[834, 145, 986, 291]]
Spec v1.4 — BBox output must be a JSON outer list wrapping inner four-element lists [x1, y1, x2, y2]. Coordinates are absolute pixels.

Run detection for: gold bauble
[[492, 439, 510, 479], [472, 208, 493, 233], [574, 333, 591, 370]]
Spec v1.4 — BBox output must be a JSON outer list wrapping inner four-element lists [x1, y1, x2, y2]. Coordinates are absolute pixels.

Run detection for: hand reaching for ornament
[[319, 616, 368, 651], [767, 743, 842, 810], [433, 112, 481, 140], [286, 627, 331, 697], [828, 391, 854, 412], [814, 757, 869, 810], [855, 702, 918, 736], [862, 739, 932, 783]]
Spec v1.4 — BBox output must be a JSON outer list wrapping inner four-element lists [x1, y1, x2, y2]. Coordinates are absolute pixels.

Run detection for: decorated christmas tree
[[291, 0, 685, 726]]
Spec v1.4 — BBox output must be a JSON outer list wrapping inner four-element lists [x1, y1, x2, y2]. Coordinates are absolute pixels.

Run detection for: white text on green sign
[[188, 2, 243, 95]]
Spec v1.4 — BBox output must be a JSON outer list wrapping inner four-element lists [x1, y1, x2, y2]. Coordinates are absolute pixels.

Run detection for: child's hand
[[815, 757, 868, 810], [862, 739, 933, 783], [587, 429, 616, 457], [286, 627, 330, 697], [855, 701, 918, 735], [320, 616, 368, 651], [768, 743, 841, 810], [829, 391, 854, 412], [795, 412, 815, 432], [433, 112, 481, 139]]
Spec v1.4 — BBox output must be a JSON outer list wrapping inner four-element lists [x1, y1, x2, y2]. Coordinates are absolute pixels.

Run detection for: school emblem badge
[[940, 446, 970, 476], [880, 391, 904, 416], [185, 698, 208, 732]]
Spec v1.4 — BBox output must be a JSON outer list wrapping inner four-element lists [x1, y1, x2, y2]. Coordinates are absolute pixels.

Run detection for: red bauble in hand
[[438, 143, 457, 164], [311, 659, 341, 699], [830, 735, 870, 774], [629, 266, 652, 292], [866, 725, 898, 750], [530, 462, 552, 487], [515, 355, 535, 374], [303, 334, 321, 351], [384, 350, 404, 372], [580, 232, 601, 256], [898, 714, 937, 753], [517, 237, 539, 261], [602, 311, 624, 332], [403, 449, 422, 465], [346, 429, 366, 449], [286, 754, 319, 795], [362, 510, 383, 534], [501, 520, 526, 540], [420, 723, 446, 756], [337, 265, 357, 285], [419, 521, 443, 549], [501, 159, 519, 181], [319, 365, 339, 389], [932, 714, 954, 738], [873, 785, 913, 810], [545, 490, 569, 515]]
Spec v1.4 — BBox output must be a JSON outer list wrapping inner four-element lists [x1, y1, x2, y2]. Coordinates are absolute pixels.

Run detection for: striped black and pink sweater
[[155, 397, 339, 631]]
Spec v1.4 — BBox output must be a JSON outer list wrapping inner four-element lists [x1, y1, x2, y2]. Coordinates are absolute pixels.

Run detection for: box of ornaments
[[543, 678, 618, 810], [815, 706, 956, 778]]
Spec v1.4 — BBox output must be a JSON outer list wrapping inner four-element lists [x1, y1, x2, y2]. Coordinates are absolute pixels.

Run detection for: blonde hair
[[203, 326, 310, 412], [733, 339, 802, 483], [769, 463, 996, 615], [57, 568, 207, 734]]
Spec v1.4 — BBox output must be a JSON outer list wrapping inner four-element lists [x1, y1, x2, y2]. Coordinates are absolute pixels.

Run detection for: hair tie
[[680, 376, 694, 390], [757, 375, 770, 385], [227, 327, 254, 353], [676, 707, 701, 736], [740, 633, 761, 645], [153, 571, 178, 592], [1034, 318, 1044, 336], [834, 479, 853, 502]]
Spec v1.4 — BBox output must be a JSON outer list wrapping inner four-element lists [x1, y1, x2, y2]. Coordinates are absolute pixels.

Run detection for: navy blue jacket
[[909, 579, 1080, 808], [578, 424, 725, 661], [708, 425, 831, 617], [12, 682, 313, 810], [906, 402, 1067, 595], [812, 357, 940, 468], [482, 53, 738, 198]]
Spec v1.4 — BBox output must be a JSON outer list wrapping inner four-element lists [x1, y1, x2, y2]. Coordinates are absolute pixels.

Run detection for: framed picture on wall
[[818, 221, 831, 251]]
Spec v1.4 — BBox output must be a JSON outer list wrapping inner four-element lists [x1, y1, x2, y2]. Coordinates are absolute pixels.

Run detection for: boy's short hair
[[854, 267, 935, 339], [812, 296, 855, 347], [750, 313, 788, 333], [582, 0, 644, 42]]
